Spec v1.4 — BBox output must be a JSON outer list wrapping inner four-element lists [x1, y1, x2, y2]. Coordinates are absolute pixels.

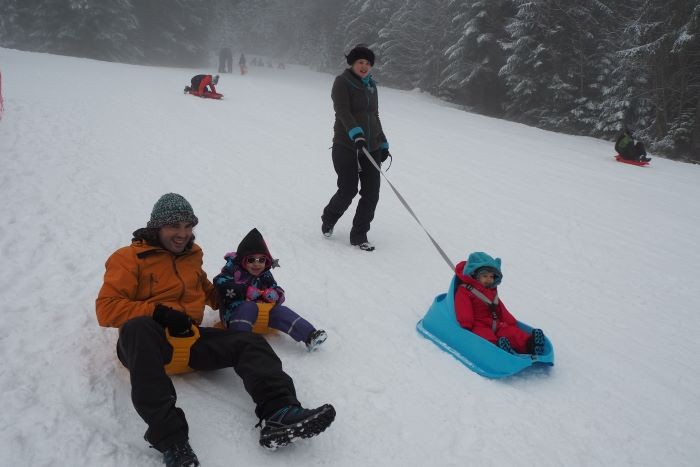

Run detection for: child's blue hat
[[463, 251, 503, 286]]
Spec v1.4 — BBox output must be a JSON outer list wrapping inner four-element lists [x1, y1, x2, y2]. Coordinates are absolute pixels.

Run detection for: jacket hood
[[454, 261, 498, 298], [460, 252, 503, 287], [234, 228, 273, 268]]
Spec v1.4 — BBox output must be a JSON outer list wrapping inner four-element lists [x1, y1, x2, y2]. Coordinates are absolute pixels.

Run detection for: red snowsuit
[[454, 261, 531, 353]]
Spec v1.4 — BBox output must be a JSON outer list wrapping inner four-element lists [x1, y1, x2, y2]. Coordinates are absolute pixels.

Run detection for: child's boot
[[306, 329, 327, 351], [527, 328, 546, 355], [497, 337, 515, 354]]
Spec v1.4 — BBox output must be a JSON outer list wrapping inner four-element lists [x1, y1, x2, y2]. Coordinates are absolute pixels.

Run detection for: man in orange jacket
[[96, 193, 335, 467]]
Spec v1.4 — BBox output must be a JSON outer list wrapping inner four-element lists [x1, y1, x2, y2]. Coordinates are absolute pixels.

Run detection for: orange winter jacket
[[96, 239, 217, 328]]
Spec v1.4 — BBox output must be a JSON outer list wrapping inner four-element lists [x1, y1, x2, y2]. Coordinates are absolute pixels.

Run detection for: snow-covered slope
[[1, 48, 699, 466]]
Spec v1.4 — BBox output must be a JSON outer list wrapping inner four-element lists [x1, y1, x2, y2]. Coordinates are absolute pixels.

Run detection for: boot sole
[[259, 404, 336, 449], [532, 329, 545, 355]]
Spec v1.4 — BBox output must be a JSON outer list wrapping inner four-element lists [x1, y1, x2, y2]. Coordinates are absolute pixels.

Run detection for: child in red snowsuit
[[454, 251, 545, 355], [184, 74, 219, 96]]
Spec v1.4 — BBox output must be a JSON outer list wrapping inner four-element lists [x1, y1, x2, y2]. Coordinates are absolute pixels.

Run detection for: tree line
[[1, 0, 698, 162]]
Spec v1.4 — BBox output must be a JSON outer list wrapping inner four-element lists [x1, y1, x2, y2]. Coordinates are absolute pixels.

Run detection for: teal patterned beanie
[[147, 193, 199, 228]]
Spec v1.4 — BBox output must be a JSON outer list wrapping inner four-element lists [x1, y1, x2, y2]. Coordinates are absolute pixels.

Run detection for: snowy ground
[[1, 47, 699, 467]]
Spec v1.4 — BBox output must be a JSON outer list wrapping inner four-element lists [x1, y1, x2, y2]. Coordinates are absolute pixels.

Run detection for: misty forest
[[1, 0, 698, 162]]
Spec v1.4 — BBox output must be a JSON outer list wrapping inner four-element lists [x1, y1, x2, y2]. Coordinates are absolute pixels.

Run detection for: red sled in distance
[[187, 90, 223, 100], [615, 154, 649, 166]]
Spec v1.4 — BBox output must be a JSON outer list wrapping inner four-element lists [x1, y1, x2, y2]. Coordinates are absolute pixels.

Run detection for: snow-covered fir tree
[[500, 0, 614, 132], [0, 0, 137, 61], [596, 0, 651, 138], [334, 0, 400, 69], [134, 0, 210, 66], [635, 0, 700, 158], [441, 0, 513, 115], [374, 0, 447, 91]]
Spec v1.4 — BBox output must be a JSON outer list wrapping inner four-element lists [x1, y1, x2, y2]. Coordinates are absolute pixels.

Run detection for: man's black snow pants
[[321, 144, 382, 244], [116, 316, 299, 451]]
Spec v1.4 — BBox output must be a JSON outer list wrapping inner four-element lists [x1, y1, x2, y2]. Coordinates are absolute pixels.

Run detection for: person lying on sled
[[615, 128, 651, 163], [454, 251, 546, 355], [184, 74, 219, 96]]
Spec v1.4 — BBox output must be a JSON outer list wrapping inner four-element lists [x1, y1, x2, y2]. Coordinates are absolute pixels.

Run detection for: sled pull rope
[[361, 147, 453, 271], [0, 70, 4, 120]]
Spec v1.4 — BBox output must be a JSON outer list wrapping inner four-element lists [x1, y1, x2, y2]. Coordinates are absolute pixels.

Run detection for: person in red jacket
[[184, 74, 219, 96], [454, 251, 545, 355]]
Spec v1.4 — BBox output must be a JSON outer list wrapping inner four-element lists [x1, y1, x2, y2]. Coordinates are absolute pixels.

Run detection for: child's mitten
[[246, 286, 262, 301], [262, 288, 279, 303]]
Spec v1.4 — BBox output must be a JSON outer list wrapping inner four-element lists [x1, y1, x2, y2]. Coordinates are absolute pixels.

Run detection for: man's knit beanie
[[146, 193, 199, 229]]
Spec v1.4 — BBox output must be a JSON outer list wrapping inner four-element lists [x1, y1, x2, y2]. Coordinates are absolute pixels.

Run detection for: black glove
[[353, 136, 367, 153], [381, 148, 391, 162], [153, 304, 192, 335]]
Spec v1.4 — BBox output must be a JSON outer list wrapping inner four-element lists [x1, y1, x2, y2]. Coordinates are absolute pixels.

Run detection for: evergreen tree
[[288, 0, 347, 70], [635, 0, 700, 160], [596, 1, 650, 138], [501, 0, 614, 132], [441, 0, 513, 115], [374, 0, 447, 91], [335, 0, 400, 70], [135, 0, 211, 66], [0, 0, 137, 61], [0, 0, 22, 48], [65, 0, 138, 61]]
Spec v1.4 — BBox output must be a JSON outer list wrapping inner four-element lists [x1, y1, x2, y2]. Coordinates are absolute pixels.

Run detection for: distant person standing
[[219, 47, 233, 73], [239, 53, 248, 75], [320, 45, 391, 252]]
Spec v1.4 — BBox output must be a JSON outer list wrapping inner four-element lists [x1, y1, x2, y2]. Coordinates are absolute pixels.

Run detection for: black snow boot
[[497, 337, 516, 354], [258, 404, 336, 449], [305, 329, 327, 351], [527, 328, 546, 355], [162, 440, 199, 467], [321, 223, 334, 238], [352, 241, 375, 251]]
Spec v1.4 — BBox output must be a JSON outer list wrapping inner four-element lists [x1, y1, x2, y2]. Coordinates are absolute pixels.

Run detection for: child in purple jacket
[[213, 228, 327, 351]]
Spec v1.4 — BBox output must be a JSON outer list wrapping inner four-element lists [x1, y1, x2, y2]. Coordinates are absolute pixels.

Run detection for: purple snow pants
[[227, 301, 315, 342]]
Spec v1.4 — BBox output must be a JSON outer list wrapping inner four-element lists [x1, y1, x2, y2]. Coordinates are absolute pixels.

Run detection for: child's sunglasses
[[245, 256, 268, 264]]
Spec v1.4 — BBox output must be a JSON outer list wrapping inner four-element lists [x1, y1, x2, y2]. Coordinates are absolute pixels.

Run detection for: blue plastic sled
[[416, 277, 554, 378]]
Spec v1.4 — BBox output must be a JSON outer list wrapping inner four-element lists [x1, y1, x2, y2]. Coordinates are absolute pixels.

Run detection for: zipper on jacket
[[366, 91, 371, 149], [149, 273, 156, 297], [172, 256, 186, 310]]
